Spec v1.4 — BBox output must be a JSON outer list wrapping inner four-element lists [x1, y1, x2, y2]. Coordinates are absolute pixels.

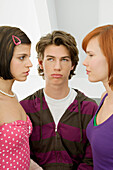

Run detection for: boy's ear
[[38, 58, 43, 69], [71, 65, 74, 70]]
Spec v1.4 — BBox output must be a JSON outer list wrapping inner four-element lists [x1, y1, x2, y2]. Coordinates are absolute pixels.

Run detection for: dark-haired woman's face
[[83, 37, 108, 84], [10, 44, 33, 81]]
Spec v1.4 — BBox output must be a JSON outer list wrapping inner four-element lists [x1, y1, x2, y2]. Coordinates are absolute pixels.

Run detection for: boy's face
[[39, 44, 74, 86]]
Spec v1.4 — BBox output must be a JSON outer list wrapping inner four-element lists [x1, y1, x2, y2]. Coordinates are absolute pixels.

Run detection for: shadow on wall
[[93, 98, 101, 106]]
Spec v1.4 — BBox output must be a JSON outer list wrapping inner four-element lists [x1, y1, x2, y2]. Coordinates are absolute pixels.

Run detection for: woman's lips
[[86, 70, 91, 75]]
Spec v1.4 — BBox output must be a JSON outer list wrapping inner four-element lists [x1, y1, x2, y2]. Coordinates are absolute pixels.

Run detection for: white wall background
[[0, 0, 111, 100]]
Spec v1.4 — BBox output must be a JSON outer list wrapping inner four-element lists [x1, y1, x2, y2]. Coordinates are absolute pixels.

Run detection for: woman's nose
[[26, 58, 33, 67], [83, 57, 88, 66]]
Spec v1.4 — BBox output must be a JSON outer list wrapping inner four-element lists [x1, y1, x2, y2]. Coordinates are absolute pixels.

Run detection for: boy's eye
[[62, 58, 69, 61], [47, 58, 53, 61]]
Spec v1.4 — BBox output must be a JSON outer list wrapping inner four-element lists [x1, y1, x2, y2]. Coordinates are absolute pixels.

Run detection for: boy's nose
[[54, 60, 61, 70]]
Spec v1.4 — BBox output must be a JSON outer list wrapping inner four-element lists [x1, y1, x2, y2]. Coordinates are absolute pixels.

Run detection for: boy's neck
[[44, 84, 70, 100]]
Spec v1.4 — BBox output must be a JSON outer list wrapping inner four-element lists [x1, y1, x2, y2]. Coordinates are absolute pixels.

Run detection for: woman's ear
[[38, 58, 43, 69]]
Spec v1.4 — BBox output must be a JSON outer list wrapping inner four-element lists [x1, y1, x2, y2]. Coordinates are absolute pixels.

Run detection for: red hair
[[82, 25, 113, 88]]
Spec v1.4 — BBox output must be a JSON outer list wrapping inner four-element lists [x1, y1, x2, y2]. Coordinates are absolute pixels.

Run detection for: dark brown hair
[[36, 30, 79, 79], [0, 26, 31, 80]]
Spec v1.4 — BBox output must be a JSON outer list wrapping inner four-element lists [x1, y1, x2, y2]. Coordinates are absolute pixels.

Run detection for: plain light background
[[0, 0, 112, 100]]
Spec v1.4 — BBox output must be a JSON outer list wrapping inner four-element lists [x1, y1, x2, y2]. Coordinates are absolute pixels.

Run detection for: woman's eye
[[88, 53, 94, 57], [19, 56, 25, 60]]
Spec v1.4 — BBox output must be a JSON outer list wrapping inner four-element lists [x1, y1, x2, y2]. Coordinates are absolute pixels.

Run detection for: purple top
[[86, 93, 113, 170]]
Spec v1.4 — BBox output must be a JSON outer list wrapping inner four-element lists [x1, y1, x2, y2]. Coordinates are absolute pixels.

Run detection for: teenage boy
[[20, 30, 98, 170]]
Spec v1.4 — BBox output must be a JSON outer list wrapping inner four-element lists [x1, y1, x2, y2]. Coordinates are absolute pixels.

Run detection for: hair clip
[[12, 35, 21, 45]]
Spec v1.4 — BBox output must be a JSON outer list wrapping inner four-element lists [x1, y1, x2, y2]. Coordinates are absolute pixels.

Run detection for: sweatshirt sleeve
[[77, 100, 98, 169], [77, 143, 93, 170]]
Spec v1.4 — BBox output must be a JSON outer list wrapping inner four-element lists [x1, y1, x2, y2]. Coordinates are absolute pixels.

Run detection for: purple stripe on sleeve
[[81, 101, 98, 115], [58, 122, 81, 142], [78, 163, 93, 170], [84, 145, 92, 158], [67, 100, 78, 112], [31, 125, 41, 141], [20, 96, 49, 113], [72, 154, 93, 169], [20, 97, 41, 113], [67, 99, 98, 115]]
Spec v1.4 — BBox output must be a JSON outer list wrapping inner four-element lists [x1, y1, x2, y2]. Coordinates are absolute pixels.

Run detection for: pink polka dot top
[[0, 115, 32, 170]]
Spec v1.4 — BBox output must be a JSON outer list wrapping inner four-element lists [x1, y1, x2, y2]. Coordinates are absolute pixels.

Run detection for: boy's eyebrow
[[46, 55, 55, 58], [62, 56, 71, 58], [46, 55, 71, 58]]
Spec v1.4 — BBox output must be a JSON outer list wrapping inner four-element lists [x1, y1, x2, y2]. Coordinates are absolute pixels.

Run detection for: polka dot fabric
[[0, 116, 32, 169]]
